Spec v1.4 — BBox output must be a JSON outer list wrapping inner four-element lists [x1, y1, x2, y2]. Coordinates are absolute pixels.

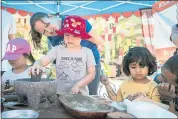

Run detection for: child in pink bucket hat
[[2, 38, 35, 94], [30, 16, 96, 96]]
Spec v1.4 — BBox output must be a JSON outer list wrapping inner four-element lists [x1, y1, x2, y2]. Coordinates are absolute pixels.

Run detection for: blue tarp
[[2, 1, 158, 16]]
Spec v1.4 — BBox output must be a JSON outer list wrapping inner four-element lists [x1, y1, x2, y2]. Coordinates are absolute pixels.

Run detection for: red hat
[[55, 15, 91, 39]]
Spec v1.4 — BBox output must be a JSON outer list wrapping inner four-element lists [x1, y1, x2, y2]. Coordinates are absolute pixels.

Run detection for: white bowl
[[2, 110, 39, 118]]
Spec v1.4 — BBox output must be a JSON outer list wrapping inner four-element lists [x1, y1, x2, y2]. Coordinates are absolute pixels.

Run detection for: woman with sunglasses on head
[[30, 12, 104, 95]]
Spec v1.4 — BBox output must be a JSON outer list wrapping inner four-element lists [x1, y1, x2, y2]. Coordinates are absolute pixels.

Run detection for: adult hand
[[158, 83, 176, 101], [71, 84, 80, 94], [126, 92, 146, 101], [100, 75, 109, 85]]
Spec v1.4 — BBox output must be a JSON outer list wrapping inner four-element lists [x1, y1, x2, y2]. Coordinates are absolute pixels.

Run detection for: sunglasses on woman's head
[[41, 17, 51, 24]]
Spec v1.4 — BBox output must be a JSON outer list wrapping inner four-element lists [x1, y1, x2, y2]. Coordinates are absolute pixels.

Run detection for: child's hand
[[71, 84, 80, 94], [100, 75, 109, 85]]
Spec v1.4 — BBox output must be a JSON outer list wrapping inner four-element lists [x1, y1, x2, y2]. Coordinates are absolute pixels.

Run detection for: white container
[[124, 99, 177, 118]]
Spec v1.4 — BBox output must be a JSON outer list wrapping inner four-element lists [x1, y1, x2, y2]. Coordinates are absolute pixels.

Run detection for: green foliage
[[30, 35, 48, 60], [41, 36, 48, 55], [15, 32, 24, 38]]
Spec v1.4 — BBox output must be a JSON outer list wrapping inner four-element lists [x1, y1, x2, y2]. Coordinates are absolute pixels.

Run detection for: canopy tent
[[1, 1, 157, 16], [2, 0, 176, 63]]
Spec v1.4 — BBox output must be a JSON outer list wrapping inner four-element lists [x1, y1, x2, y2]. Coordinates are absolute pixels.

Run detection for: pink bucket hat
[[55, 15, 91, 39], [2, 38, 31, 60]]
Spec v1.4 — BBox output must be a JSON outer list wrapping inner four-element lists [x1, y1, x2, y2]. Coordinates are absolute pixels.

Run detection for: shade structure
[[1, 1, 157, 16]]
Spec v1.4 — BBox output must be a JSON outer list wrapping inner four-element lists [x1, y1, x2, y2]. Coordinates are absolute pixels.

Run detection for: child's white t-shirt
[[1, 67, 30, 86]]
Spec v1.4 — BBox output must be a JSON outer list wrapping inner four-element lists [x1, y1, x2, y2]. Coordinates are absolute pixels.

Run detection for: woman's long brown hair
[[30, 12, 48, 49]]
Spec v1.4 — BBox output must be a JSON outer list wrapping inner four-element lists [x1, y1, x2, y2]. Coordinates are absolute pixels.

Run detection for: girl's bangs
[[128, 54, 148, 66]]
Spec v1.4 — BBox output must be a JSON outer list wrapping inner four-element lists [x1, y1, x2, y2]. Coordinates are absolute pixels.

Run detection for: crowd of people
[[1, 10, 178, 116]]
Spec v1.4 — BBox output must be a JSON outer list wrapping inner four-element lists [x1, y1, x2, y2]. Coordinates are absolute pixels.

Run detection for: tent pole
[[57, 1, 60, 17]]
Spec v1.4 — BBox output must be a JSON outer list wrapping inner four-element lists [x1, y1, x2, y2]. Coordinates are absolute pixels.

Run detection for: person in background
[[101, 47, 160, 102], [1, 10, 16, 76], [170, 24, 178, 47], [154, 54, 178, 114], [154, 24, 178, 84], [1, 38, 35, 94], [30, 16, 96, 96], [30, 12, 104, 95], [154, 24, 178, 114], [173, 48, 178, 56]]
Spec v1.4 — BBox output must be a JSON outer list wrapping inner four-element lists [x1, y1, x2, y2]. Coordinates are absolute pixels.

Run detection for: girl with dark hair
[[101, 47, 160, 102], [29, 12, 103, 95], [2, 38, 35, 93]]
